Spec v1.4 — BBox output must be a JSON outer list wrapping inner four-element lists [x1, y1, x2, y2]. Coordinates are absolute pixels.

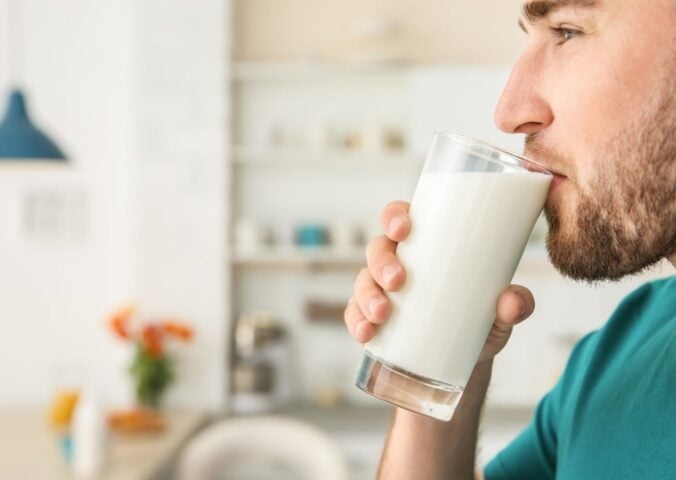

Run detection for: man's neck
[[670, 253, 676, 269]]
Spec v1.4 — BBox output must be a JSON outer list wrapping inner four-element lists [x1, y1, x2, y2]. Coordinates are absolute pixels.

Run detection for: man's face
[[495, 0, 676, 282]]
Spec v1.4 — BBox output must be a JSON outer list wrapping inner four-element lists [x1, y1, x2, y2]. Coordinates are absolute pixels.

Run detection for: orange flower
[[142, 324, 164, 358], [161, 320, 194, 341], [109, 305, 136, 340]]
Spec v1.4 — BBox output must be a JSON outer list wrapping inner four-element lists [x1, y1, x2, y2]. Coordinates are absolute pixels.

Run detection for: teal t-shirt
[[484, 275, 676, 480]]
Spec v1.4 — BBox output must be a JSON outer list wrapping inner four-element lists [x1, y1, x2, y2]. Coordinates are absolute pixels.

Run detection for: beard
[[525, 79, 676, 282]]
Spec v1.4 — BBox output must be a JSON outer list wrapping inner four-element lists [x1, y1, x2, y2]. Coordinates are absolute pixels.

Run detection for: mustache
[[524, 133, 569, 177]]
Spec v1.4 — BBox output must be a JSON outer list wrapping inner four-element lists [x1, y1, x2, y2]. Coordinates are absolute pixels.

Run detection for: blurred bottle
[[295, 224, 329, 248], [48, 389, 80, 431], [328, 221, 362, 252], [235, 219, 271, 252], [47, 361, 82, 432], [72, 391, 108, 477]]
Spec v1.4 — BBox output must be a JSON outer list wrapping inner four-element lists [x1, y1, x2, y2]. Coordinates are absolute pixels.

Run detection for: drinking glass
[[355, 131, 552, 421]]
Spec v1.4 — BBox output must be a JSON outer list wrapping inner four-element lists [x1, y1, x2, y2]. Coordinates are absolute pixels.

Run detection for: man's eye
[[550, 26, 582, 44]]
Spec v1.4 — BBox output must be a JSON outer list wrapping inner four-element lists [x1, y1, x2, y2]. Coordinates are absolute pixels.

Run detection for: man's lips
[[531, 162, 567, 188], [532, 161, 568, 181], [551, 173, 567, 188], [522, 146, 567, 178], [534, 162, 566, 178]]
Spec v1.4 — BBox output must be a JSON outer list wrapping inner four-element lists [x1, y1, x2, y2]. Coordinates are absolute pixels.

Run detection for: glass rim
[[433, 130, 553, 176]]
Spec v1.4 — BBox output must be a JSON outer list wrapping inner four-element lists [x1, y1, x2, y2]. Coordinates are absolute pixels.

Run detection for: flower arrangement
[[108, 305, 193, 409]]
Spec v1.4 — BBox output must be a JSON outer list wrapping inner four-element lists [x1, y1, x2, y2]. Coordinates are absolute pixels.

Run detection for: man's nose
[[494, 50, 553, 135]]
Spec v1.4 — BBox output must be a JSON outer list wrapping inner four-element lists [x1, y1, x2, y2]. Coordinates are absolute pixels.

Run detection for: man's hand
[[344, 200, 536, 365]]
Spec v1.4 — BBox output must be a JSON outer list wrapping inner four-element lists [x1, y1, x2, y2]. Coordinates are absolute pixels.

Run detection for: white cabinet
[[228, 62, 422, 409]]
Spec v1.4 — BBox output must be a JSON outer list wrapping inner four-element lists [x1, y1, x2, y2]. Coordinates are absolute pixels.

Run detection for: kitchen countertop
[[266, 402, 534, 432], [234, 403, 535, 479], [0, 410, 209, 480]]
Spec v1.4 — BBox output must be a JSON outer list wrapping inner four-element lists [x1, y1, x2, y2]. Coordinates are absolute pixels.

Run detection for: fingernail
[[388, 216, 408, 236], [382, 264, 401, 286], [519, 299, 527, 318], [368, 298, 387, 317]]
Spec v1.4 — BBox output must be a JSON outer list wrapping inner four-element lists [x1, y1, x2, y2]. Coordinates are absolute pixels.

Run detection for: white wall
[[133, 0, 229, 411], [0, 0, 136, 408], [0, 0, 229, 410], [233, 0, 524, 63]]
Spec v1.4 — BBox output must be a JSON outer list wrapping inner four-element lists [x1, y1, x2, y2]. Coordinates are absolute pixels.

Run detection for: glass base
[[355, 352, 464, 421]]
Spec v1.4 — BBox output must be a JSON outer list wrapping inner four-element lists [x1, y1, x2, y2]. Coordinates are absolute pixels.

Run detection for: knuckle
[[344, 300, 358, 327], [344, 297, 351, 312], [365, 235, 386, 257], [355, 267, 370, 287], [356, 279, 375, 303], [366, 235, 394, 263], [343, 305, 352, 325]]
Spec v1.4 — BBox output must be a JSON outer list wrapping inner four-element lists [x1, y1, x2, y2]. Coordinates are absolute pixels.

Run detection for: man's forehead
[[521, 0, 599, 23]]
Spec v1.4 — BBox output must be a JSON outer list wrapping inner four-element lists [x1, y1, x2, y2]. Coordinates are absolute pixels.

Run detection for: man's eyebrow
[[521, 0, 599, 24]]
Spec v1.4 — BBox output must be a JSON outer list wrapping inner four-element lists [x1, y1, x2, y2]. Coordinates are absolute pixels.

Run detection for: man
[[344, 0, 675, 478]]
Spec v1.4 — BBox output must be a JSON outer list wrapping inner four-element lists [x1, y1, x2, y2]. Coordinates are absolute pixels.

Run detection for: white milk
[[365, 171, 551, 388]]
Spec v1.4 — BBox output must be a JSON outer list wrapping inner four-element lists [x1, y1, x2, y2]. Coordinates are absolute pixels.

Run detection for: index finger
[[380, 200, 411, 242]]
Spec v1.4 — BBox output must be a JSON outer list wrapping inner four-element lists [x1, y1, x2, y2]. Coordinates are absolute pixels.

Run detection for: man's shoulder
[[562, 275, 675, 385], [617, 274, 676, 308], [602, 274, 676, 334]]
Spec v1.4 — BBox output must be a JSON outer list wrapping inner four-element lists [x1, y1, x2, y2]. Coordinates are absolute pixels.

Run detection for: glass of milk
[[354, 131, 552, 421]]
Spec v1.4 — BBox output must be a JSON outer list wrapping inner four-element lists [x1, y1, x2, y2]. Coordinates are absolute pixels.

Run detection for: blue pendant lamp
[[0, 88, 67, 161], [0, 0, 67, 163]]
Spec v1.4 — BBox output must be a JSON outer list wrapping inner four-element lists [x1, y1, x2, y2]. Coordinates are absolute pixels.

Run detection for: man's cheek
[[548, 81, 602, 151]]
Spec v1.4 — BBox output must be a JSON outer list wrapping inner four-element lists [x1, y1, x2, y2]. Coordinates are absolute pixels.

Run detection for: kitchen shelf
[[232, 246, 365, 269], [232, 61, 412, 83], [231, 145, 418, 166], [231, 244, 550, 269]]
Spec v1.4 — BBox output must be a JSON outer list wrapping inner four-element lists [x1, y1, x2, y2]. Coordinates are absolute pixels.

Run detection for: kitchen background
[[0, 0, 672, 479]]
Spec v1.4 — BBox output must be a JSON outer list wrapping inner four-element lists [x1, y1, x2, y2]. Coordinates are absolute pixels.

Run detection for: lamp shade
[[0, 89, 67, 161]]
